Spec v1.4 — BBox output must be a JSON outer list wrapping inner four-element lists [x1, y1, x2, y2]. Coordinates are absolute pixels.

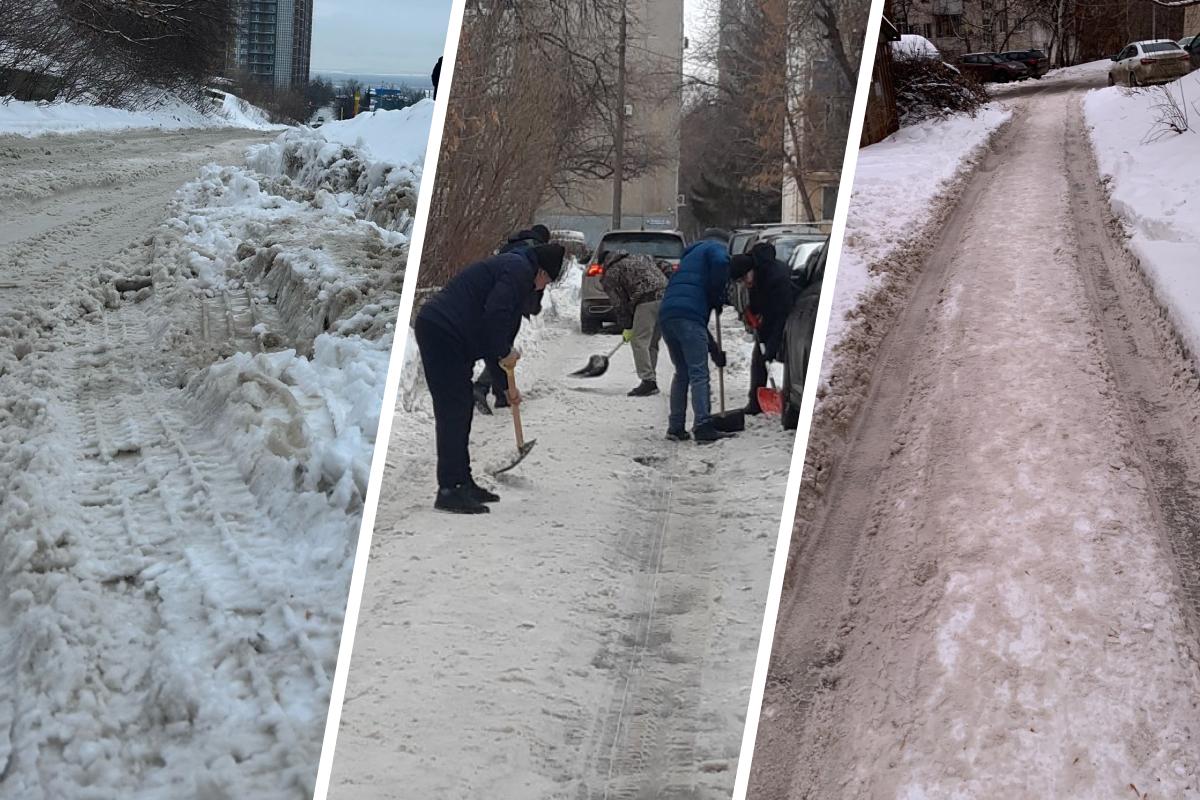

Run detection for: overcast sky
[[311, 0, 453, 75]]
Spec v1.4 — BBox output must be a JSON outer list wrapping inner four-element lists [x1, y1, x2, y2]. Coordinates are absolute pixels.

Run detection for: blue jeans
[[661, 317, 711, 431]]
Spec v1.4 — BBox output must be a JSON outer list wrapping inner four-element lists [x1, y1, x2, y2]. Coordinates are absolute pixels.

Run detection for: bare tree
[[419, 0, 670, 287]]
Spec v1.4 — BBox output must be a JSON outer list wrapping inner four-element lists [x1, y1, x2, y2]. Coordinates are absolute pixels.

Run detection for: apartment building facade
[[230, 0, 314, 89], [536, 0, 685, 245]]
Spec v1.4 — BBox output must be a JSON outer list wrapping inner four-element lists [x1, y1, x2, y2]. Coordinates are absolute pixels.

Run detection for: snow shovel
[[492, 362, 536, 475], [756, 345, 784, 416], [570, 339, 626, 378], [711, 314, 745, 433]]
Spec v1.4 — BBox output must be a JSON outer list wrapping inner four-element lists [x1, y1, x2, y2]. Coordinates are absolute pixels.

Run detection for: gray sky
[[311, 0, 453, 75]]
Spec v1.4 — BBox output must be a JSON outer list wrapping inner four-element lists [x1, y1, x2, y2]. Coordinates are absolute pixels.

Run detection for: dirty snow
[[1084, 72, 1200, 364], [329, 263, 794, 799], [827, 102, 1011, 381], [0, 91, 282, 137], [0, 109, 429, 797]]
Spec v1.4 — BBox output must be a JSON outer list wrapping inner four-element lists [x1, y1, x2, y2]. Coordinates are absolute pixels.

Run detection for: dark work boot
[[666, 428, 691, 441], [628, 380, 659, 397], [468, 478, 500, 504], [493, 392, 510, 409], [743, 402, 763, 416], [435, 484, 490, 514], [693, 422, 735, 443]]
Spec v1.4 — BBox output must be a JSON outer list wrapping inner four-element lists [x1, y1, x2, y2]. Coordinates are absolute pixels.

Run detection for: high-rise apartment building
[[230, 0, 314, 90]]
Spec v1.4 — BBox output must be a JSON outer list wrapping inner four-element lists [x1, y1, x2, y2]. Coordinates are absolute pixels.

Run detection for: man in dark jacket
[[731, 242, 795, 414], [600, 250, 667, 396], [658, 229, 733, 442], [473, 224, 553, 414], [415, 244, 565, 513]]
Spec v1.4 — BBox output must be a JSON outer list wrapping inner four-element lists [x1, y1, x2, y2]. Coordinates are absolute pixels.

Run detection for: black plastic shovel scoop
[[570, 339, 626, 378]]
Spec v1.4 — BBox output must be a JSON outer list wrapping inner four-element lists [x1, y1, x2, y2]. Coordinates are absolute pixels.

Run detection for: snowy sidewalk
[[330, 297, 794, 799]]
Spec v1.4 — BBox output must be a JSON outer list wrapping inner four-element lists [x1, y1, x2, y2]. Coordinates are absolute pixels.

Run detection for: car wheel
[[1129, 72, 1139, 88]]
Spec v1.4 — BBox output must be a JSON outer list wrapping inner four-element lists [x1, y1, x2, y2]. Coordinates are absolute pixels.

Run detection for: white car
[[1109, 40, 1191, 87]]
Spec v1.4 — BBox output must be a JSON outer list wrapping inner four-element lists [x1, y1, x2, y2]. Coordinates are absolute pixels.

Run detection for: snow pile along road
[[0, 90, 283, 137], [331, 263, 792, 799], [0, 107, 430, 798], [1084, 73, 1200, 363]]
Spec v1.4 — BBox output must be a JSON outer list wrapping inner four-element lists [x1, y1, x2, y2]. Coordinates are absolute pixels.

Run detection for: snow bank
[[0, 91, 282, 137], [246, 102, 431, 233], [1084, 74, 1200, 363], [829, 103, 1011, 376]]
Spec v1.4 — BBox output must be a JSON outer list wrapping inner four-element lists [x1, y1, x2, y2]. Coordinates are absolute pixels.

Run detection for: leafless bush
[[0, 0, 234, 107], [1142, 83, 1194, 144], [419, 0, 669, 287], [892, 55, 988, 125]]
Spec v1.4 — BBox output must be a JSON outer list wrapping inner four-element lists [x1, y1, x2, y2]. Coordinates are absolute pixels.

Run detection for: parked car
[[779, 239, 828, 430], [1178, 34, 1200, 70], [957, 52, 1029, 82], [998, 49, 1049, 78], [580, 230, 686, 334], [1109, 40, 1192, 86]]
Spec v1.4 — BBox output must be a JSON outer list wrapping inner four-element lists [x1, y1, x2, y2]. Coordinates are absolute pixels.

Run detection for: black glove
[[711, 349, 727, 369]]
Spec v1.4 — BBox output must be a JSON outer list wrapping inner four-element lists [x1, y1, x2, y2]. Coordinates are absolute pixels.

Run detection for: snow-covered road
[[330, 288, 795, 799], [0, 117, 422, 798], [750, 73, 1200, 798]]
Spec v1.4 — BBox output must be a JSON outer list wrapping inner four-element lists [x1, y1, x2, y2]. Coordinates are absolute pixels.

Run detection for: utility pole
[[612, 1, 627, 230]]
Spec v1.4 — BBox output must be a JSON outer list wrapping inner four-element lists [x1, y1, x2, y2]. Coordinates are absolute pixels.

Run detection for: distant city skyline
[[311, 0, 452, 75]]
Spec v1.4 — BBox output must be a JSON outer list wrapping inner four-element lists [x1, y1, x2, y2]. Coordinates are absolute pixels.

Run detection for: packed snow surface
[[828, 102, 1010, 380], [0, 113, 426, 797], [1084, 73, 1200, 366], [0, 91, 282, 137], [329, 263, 795, 798]]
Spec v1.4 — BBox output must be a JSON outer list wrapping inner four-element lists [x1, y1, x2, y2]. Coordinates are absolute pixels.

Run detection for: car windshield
[[788, 241, 825, 269], [1143, 42, 1184, 53], [729, 233, 755, 255], [772, 235, 825, 264], [598, 234, 683, 260]]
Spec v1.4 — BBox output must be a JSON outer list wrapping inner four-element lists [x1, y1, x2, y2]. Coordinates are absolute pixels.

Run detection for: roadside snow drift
[[0, 91, 282, 137], [1084, 74, 1200, 364], [0, 108, 430, 797]]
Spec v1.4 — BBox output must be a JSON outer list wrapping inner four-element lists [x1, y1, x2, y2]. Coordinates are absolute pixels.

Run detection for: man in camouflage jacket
[[600, 250, 668, 396]]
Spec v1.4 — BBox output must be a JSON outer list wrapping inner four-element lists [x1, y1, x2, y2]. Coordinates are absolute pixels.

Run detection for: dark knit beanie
[[701, 227, 731, 244], [533, 243, 565, 281], [730, 254, 755, 281], [531, 224, 551, 244]]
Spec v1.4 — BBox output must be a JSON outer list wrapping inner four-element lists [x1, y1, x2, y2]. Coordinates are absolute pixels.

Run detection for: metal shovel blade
[[757, 386, 784, 416], [569, 355, 610, 378], [491, 439, 537, 475]]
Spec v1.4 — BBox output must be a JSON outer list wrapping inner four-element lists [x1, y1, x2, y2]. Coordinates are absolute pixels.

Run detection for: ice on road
[[330, 277, 795, 799]]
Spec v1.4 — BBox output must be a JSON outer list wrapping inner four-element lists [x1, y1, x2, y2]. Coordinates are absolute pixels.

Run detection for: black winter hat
[[531, 224, 551, 244], [751, 242, 777, 266], [701, 227, 731, 244], [533, 243, 565, 281], [730, 253, 755, 281]]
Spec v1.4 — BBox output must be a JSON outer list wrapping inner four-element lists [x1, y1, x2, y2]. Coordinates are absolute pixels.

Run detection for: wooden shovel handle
[[713, 309, 726, 414], [502, 364, 525, 449]]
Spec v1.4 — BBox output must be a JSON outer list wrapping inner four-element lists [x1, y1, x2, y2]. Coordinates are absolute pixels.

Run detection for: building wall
[[231, 0, 313, 90], [536, 0, 684, 246], [893, 0, 1052, 59]]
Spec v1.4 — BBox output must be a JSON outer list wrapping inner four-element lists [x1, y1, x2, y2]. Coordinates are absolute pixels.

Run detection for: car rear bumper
[[1136, 61, 1191, 83], [582, 299, 615, 321]]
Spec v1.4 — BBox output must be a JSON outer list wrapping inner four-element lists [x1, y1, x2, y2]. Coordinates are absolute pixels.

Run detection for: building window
[[934, 14, 960, 38], [822, 186, 838, 220]]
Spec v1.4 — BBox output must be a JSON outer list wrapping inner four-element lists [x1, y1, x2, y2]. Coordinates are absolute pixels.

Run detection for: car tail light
[[586, 263, 604, 277], [1141, 58, 1156, 64]]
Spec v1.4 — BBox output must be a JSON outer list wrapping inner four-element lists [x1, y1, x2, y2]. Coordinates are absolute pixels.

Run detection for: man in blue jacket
[[658, 229, 734, 442], [415, 244, 565, 513]]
